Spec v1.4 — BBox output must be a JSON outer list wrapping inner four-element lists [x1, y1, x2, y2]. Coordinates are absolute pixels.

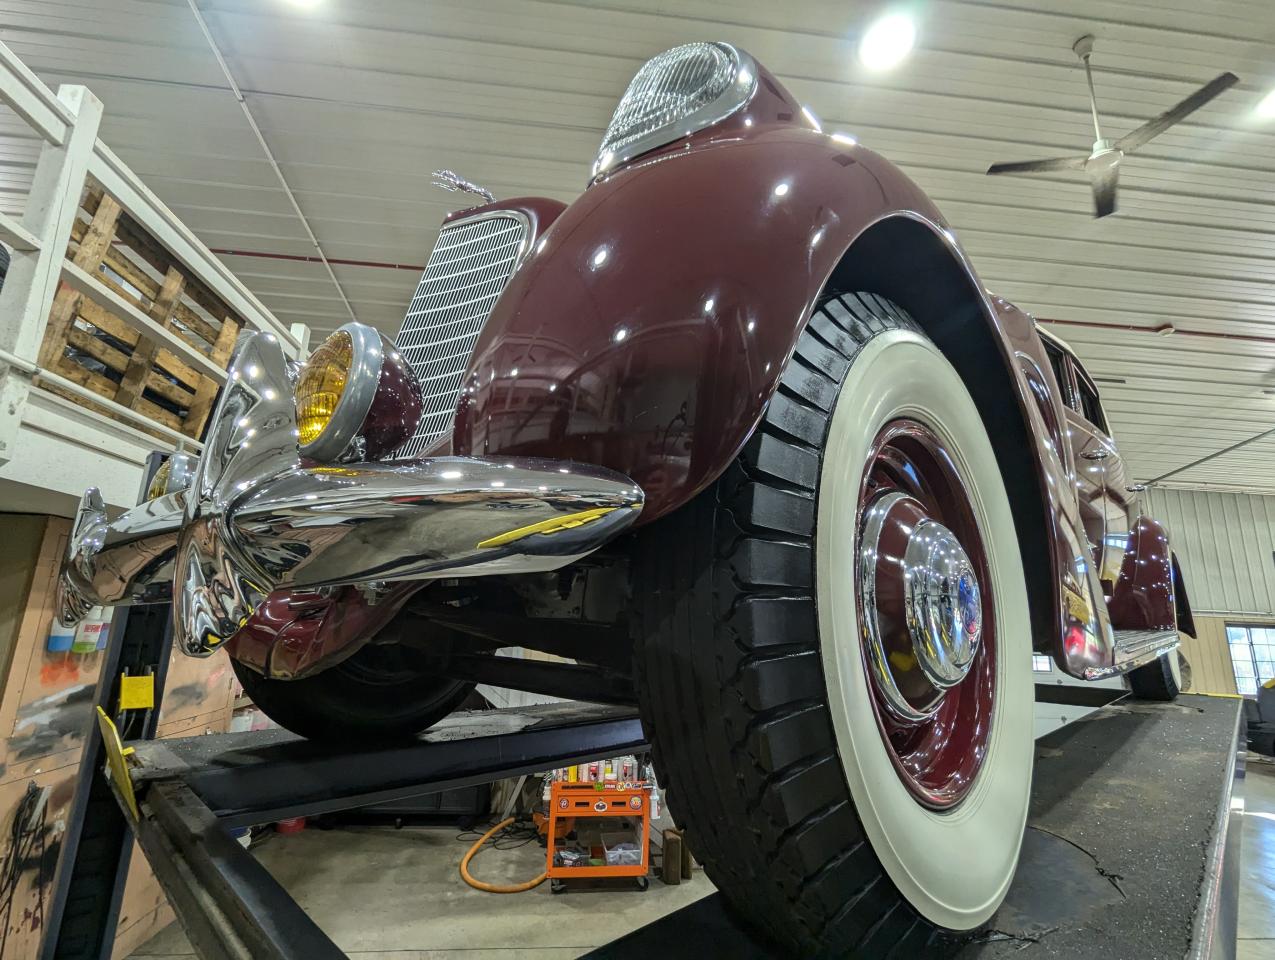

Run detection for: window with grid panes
[[1226, 624, 1275, 696]]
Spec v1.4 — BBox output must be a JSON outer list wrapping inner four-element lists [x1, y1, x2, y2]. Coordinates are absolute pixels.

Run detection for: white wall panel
[[1145, 486, 1275, 616]]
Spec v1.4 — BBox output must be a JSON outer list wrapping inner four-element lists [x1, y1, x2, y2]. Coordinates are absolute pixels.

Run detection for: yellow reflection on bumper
[[476, 506, 620, 550]]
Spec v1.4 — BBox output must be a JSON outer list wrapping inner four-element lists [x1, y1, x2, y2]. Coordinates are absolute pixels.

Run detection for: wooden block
[[661, 828, 682, 885]]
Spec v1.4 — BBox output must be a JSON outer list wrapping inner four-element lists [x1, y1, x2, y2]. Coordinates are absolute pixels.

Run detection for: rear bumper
[[57, 330, 643, 658]]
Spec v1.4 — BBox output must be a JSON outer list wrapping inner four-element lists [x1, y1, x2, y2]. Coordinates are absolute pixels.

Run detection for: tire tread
[[634, 295, 941, 956]]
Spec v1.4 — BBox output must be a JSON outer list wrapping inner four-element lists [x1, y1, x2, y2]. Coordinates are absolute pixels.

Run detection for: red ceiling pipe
[[210, 247, 426, 272], [1039, 316, 1275, 347]]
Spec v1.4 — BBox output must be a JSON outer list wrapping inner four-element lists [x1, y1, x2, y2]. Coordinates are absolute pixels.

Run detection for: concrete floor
[[1240, 754, 1275, 960], [132, 755, 1275, 959], [129, 822, 713, 959]]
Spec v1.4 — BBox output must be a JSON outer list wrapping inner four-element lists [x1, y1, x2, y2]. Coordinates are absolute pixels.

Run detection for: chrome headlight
[[592, 42, 757, 180], [145, 451, 196, 502], [294, 322, 422, 462]]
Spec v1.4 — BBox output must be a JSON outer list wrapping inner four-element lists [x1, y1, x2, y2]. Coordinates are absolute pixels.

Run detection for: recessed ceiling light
[[284, 0, 322, 8], [1258, 89, 1275, 119], [859, 13, 916, 72]]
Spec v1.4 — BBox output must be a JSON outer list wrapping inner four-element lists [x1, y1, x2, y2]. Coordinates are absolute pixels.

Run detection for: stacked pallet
[[39, 183, 242, 442]]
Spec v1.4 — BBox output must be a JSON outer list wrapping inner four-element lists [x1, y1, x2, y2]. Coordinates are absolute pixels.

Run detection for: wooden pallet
[[38, 183, 242, 441]]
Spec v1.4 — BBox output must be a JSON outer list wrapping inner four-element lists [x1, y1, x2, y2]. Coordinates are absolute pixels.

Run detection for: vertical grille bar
[[393, 212, 529, 458]]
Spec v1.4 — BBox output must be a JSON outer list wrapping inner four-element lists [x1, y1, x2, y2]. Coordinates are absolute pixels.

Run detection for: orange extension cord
[[459, 817, 547, 893]]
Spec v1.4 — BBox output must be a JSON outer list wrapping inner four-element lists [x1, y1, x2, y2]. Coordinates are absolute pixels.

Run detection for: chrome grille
[[394, 212, 528, 457]]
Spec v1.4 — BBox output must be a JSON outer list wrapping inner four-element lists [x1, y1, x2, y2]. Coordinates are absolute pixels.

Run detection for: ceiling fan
[[986, 35, 1239, 218]]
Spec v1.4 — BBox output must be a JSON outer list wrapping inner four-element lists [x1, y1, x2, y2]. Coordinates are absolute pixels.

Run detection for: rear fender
[[1107, 516, 1180, 633]]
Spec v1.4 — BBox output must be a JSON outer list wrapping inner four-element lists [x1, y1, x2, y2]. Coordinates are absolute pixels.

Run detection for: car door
[[1039, 333, 1125, 580], [1070, 361, 1133, 584]]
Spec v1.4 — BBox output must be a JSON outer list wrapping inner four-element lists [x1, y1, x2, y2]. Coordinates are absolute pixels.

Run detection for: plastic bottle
[[644, 764, 662, 819]]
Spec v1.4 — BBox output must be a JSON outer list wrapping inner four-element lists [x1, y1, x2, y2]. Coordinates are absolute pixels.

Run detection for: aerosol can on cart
[[644, 764, 661, 819]]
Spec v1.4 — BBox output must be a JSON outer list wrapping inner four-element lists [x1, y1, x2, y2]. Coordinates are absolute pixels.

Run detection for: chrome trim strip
[[57, 330, 644, 658], [591, 43, 758, 181]]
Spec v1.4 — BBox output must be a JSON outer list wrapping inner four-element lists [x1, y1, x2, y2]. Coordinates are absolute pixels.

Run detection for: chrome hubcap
[[859, 492, 984, 722], [903, 520, 982, 690]]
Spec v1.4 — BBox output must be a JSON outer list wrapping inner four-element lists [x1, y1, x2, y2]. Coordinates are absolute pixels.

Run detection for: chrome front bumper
[[57, 330, 644, 657]]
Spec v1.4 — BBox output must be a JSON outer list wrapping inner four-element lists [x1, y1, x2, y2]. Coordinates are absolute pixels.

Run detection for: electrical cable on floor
[[458, 817, 547, 893], [0, 782, 47, 959]]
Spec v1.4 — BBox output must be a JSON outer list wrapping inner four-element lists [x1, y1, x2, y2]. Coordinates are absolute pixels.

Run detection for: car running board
[[1111, 629, 1178, 673], [1086, 628, 1179, 679]]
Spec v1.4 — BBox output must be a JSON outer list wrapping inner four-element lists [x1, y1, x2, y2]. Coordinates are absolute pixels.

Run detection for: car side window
[[1074, 374, 1109, 435], [1041, 339, 1073, 410]]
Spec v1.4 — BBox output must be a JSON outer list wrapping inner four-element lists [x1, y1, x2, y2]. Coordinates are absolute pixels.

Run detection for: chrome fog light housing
[[146, 450, 196, 501], [294, 322, 423, 462]]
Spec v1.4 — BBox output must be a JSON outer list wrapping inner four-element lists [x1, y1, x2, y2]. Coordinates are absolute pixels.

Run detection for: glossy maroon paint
[[857, 420, 995, 808], [994, 297, 1122, 675], [442, 61, 1123, 679], [362, 333, 423, 460], [1107, 517, 1178, 632], [228, 50, 1194, 686], [452, 63, 948, 521], [225, 583, 420, 679]]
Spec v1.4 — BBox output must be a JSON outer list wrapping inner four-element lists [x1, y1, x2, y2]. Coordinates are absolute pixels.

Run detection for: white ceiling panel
[[2, 0, 1274, 490]]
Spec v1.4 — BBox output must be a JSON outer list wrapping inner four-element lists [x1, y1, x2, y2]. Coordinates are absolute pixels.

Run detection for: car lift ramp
[[100, 696, 1242, 960]]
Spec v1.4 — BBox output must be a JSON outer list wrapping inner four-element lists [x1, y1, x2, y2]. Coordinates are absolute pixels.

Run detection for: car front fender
[[452, 127, 951, 522]]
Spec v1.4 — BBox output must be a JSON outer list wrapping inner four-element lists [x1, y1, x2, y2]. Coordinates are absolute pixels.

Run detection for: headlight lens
[[294, 322, 422, 462], [145, 451, 195, 501], [592, 42, 756, 180], [146, 459, 172, 501], [295, 330, 354, 447]]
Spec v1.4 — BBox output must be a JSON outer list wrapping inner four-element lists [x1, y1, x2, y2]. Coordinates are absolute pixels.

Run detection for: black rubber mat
[[585, 694, 1241, 959]]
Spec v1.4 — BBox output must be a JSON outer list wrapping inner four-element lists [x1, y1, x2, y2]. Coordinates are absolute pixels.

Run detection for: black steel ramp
[[585, 694, 1244, 960]]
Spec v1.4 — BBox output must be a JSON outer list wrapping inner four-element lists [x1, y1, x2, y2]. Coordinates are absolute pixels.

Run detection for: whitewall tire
[[634, 292, 1036, 956], [817, 328, 1034, 930]]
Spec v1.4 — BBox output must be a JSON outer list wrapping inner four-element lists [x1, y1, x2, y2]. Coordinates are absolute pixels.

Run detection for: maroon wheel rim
[[854, 418, 996, 809]]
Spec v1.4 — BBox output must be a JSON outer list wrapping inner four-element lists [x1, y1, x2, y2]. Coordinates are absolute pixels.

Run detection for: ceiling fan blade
[[987, 156, 1087, 175], [1115, 72, 1240, 153], [1090, 164, 1119, 218]]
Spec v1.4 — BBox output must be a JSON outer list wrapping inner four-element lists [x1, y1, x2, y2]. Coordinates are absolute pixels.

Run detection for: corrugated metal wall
[[1144, 487, 1275, 617]]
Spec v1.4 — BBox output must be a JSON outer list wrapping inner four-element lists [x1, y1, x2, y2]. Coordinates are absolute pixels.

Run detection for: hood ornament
[[431, 169, 495, 204]]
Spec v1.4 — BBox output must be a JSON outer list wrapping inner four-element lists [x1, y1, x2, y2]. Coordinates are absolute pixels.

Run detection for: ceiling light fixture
[[1258, 89, 1275, 119], [859, 13, 916, 72], [285, 0, 322, 7]]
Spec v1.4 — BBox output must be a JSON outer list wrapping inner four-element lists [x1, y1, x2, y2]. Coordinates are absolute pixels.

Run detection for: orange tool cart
[[545, 780, 650, 893]]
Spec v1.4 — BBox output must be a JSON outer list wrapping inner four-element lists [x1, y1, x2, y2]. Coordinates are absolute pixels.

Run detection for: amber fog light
[[294, 322, 423, 462]]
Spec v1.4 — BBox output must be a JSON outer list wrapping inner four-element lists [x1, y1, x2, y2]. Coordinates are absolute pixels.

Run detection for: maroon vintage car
[[59, 42, 1194, 956]]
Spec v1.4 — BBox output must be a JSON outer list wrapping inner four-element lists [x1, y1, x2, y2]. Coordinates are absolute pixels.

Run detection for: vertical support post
[[0, 84, 103, 466], [289, 321, 311, 356], [40, 455, 176, 960]]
